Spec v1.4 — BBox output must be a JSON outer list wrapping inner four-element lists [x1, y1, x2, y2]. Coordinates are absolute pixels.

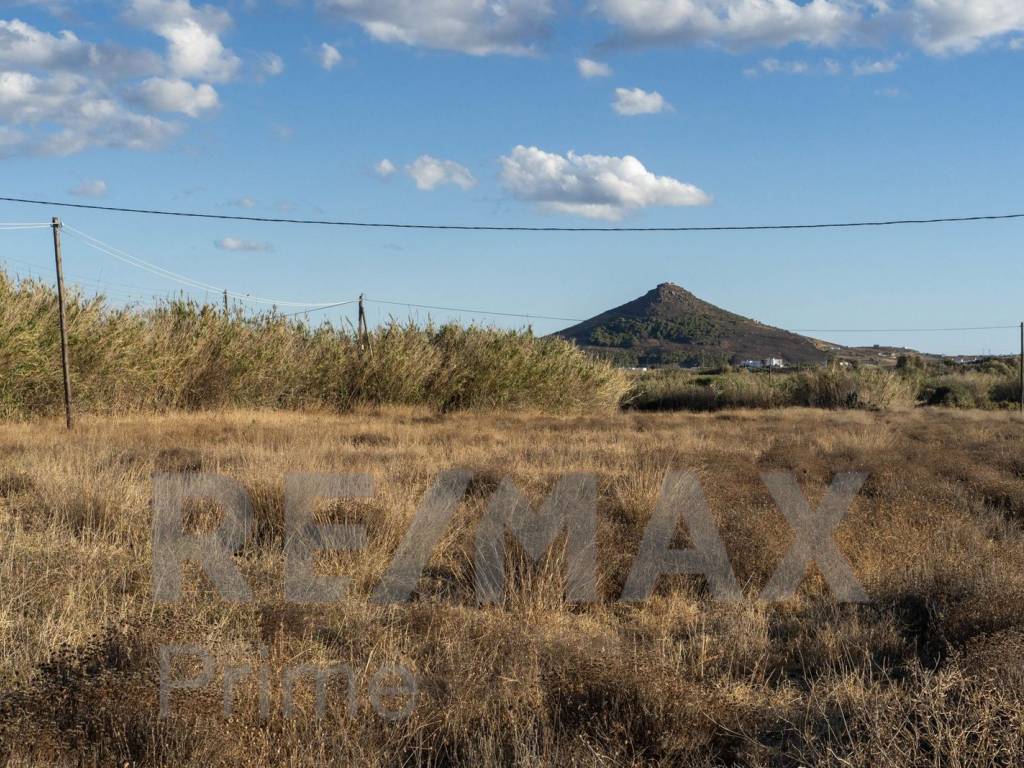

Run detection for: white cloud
[[69, 179, 107, 197], [132, 77, 218, 116], [376, 158, 397, 177], [876, 86, 901, 97], [910, 1, 1024, 54], [852, 56, 900, 74], [406, 155, 477, 191], [499, 145, 711, 221], [745, 57, 810, 75], [761, 57, 809, 73], [613, 87, 671, 115], [215, 237, 273, 252], [0, 18, 161, 77], [824, 57, 843, 74], [260, 52, 284, 76], [597, 0, 861, 49], [0, 18, 88, 68], [319, 42, 342, 70], [577, 57, 612, 78], [317, 0, 555, 56], [126, 0, 241, 82], [596, 1, 1024, 57], [229, 196, 256, 208], [0, 16, 197, 157], [1011, 37, 1024, 50], [0, 70, 180, 155]]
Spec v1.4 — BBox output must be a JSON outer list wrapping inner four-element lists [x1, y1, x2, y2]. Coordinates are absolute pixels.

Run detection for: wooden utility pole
[[223, 289, 229, 316], [51, 217, 73, 430], [358, 293, 370, 353], [1019, 321, 1023, 414]]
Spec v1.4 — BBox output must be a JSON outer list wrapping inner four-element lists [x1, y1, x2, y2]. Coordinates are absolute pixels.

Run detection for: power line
[[282, 299, 360, 318], [369, 300, 1019, 332], [1, 259, 134, 297], [792, 325, 1018, 333], [5, 220, 1020, 335], [4, 253, 1017, 335], [2, 195, 1024, 233], [65, 226, 224, 293], [367, 298, 585, 323], [63, 225, 352, 308], [0, 253, 175, 295]]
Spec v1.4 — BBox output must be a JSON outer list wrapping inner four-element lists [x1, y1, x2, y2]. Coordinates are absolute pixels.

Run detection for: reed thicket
[[0, 271, 628, 417]]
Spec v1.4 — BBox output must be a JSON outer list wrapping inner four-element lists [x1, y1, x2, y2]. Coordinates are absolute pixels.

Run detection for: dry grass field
[[1, 407, 1024, 766]]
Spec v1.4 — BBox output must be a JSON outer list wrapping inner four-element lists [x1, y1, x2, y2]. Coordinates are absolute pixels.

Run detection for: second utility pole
[[358, 294, 369, 353]]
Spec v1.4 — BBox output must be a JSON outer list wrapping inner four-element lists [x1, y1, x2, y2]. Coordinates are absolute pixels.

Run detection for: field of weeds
[[1, 407, 1023, 766]]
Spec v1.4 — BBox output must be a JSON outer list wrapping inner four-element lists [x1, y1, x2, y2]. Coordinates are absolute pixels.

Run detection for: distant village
[[738, 357, 786, 370]]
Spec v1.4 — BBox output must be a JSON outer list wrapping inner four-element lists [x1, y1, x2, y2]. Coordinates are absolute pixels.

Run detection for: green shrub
[[991, 377, 1023, 406], [921, 374, 994, 409], [925, 383, 978, 408]]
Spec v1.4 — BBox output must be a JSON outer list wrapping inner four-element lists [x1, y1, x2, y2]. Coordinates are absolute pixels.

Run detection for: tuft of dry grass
[[1, 407, 1023, 765]]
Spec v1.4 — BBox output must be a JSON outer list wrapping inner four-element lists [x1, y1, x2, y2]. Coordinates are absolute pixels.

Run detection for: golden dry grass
[[1, 407, 1023, 766]]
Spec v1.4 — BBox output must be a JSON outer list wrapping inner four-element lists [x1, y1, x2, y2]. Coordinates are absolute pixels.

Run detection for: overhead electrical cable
[[63, 225, 352, 308], [2, 195, 1023, 233], [4, 219, 1019, 336]]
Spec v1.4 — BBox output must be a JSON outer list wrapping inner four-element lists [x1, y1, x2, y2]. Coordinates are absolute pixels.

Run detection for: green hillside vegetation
[[554, 282, 831, 367]]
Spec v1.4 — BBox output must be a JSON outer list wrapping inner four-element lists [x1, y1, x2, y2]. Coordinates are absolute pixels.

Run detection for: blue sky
[[1, 1, 1023, 354]]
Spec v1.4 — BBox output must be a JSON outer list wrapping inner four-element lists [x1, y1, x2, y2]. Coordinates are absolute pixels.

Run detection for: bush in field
[[0, 271, 628, 417], [791, 366, 860, 409], [925, 382, 978, 408], [715, 371, 792, 409], [625, 371, 719, 411], [627, 370, 794, 412], [980, 358, 1016, 377], [921, 374, 995, 409], [991, 376, 1023, 406], [793, 365, 918, 410], [896, 353, 925, 372]]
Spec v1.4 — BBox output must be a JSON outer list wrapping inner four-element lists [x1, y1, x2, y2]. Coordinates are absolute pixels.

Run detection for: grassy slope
[[2, 408, 1024, 766]]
